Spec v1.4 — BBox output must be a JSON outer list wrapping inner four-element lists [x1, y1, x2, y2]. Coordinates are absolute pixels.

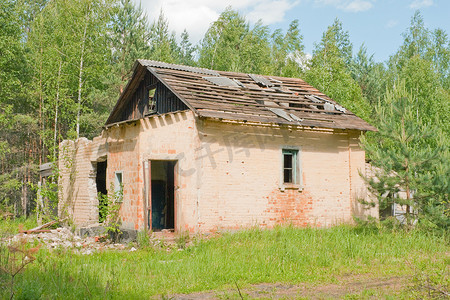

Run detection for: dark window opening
[[147, 87, 156, 115], [96, 160, 107, 222], [282, 149, 298, 184], [151, 160, 175, 231]]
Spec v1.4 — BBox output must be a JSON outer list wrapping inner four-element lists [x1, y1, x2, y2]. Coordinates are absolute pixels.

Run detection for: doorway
[[150, 160, 175, 231], [96, 160, 107, 222]]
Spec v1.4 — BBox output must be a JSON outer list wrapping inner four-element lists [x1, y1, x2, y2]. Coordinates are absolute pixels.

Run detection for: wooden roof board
[[108, 60, 376, 131]]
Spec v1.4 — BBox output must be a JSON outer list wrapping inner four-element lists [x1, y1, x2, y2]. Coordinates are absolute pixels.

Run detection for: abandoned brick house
[[58, 60, 378, 233]]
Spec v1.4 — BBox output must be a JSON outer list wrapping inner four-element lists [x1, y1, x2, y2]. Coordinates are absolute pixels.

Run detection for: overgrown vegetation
[[0, 237, 40, 299], [0, 225, 448, 298], [0, 1, 449, 296], [361, 81, 449, 230], [101, 185, 123, 242], [1, 0, 449, 225]]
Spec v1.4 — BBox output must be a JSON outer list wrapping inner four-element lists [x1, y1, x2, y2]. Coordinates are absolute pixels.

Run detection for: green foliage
[[0, 237, 41, 299], [136, 230, 151, 248], [32, 173, 59, 224], [175, 231, 190, 249], [99, 184, 123, 241], [387, 11, 450, 137], [198, 8, 253, 71], [304, 19, 371, 121], [0, 217, 37, 238], [98, 192, 108, 223], [149, 10, 178, 64], [351, 44, 387, 106], [177, 29, 196, 66], [361, 81, 449, 229], [110, 0, 152, 85], [270, 19, 304, 77], [198, 7, 303, 75]]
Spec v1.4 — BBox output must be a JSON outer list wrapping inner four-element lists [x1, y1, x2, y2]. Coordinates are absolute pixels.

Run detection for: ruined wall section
[[348, 132, 379, 220], [194, 120, 374, 231], [58, 136, 107, 227]]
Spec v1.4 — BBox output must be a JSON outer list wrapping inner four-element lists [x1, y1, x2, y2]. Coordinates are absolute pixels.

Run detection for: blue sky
[[137, 0, 450, 62]]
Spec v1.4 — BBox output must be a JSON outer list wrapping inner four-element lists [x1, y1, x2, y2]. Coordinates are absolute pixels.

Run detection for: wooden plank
[[165, 78, 336, 106], [175, 86, 343, 111]]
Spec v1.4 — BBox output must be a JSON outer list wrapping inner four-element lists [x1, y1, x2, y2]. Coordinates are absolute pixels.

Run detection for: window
[[114, 171, 123, 202], [281, 148, 301, 188], [148, 88, 156, 114]]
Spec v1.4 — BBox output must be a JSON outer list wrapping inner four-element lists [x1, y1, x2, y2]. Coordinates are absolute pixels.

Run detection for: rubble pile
[[3, 227, 129, 254]]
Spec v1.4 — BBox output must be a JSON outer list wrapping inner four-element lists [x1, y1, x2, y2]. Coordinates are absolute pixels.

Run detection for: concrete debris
[[2, 227, 129, 255]]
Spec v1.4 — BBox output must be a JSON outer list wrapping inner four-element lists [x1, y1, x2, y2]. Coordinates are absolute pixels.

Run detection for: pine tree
[[149, 10, 178, 63], [110, 0, 152, 92], [350, 44, 387, 106], [177, 29, 195, 66], [361, 81, 449, 228]]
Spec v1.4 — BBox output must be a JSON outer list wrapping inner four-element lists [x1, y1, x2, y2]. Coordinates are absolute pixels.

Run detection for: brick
[[59, 111, 377, 233]]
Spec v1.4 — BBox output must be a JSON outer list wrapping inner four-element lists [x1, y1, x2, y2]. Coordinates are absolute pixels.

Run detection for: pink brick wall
[[191, 119, 377, 231], [59, 111, 377, 232]]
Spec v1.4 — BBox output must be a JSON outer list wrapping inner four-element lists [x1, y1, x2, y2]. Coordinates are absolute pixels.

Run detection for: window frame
[[146, 83, 157, 115], [280, 147, 302, 191], [114, 171, 124, 202]]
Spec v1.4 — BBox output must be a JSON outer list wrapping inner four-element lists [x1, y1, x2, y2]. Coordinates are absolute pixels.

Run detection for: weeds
[[0, 217, 37, 238], [0, 225, 448, 298], [409, 259, 450, 298], [136, 230, 152, 248], [175, 231, 190, 249], [0, 237, 41, 299], [99, 184, 123, 242]]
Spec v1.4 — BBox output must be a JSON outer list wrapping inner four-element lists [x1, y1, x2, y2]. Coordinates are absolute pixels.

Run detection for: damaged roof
[[107, 60, 376, 131]]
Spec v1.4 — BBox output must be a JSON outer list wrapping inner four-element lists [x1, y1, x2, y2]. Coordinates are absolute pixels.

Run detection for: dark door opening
[[151, 160, 175, 231], [96, 160, 107, 221]]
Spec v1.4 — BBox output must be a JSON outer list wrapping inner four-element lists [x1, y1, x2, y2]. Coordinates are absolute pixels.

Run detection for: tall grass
[[0, 217, 37, 238], [1, 225, 449, 298]]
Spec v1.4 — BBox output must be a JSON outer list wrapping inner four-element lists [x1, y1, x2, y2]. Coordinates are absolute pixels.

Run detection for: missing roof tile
[[248, 74, 274, 87], [204, 76, 241, 87], [268, 107, 293, 122]]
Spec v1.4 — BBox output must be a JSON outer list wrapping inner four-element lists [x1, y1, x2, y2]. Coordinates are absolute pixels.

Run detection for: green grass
[[1, 225, 449, 299], [0, 217, 37, 238]]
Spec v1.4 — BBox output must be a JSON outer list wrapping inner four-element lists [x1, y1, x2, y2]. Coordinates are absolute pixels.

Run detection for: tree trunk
[[76, 15, 89, 139], [53, 59, 62, 160]]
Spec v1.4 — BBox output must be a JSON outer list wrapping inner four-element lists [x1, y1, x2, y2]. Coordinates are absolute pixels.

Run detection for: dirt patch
[[167, 276, 409, 299]]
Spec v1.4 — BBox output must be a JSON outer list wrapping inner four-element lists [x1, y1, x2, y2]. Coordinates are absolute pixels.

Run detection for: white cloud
[[409, 0, 433, 9], [386, 20, 399, 28], [135, 0, 299, 44], [314, 0, 374, 12], [343, 0, 373, 12], [247, 0, 299, 24]]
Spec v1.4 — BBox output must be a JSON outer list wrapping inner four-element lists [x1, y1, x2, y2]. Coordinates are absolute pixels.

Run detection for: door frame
[[143, 159, 178, 232]]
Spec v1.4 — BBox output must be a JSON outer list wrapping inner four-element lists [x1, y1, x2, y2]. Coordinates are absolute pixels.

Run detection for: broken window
[[114, 171, 123, 202], [282, 149, 299, 185], [148, 87, 156, 114]]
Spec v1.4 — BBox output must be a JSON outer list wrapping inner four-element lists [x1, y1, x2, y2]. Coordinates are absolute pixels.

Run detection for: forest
[[0, 0, 448, 229]]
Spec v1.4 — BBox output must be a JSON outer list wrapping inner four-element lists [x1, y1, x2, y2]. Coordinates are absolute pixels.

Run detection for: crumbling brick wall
[[58, 136, 107, 226]]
